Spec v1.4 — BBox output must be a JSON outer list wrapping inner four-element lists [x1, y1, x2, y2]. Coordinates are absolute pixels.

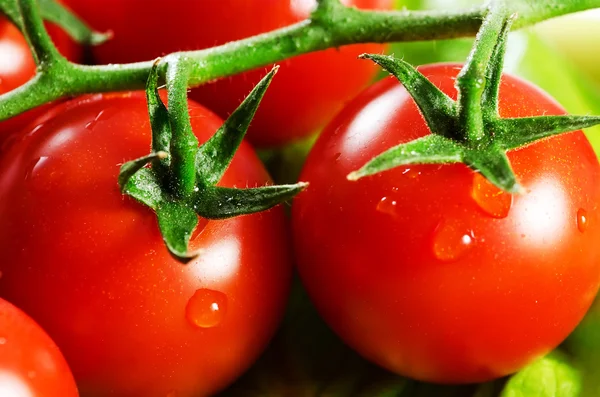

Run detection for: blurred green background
[[228, 1, 600, 396]]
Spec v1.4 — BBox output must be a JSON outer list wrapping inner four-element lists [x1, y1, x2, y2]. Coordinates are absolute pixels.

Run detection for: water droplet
[[471, 173, 512, 218], [333, 152, 341, 162], [185, 288, 227, 328], [577, 208, 588, 233], [433, 220, 475, 262], [403, 168, 422, 179], [376, 196, 398, 217], [84, 108, 115, 131], [190, 218, 209, 241], [24, 156, 49, 181], [85, 110, 106, 130]]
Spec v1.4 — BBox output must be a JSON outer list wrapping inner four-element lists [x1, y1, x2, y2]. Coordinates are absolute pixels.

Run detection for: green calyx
[[119, 61, 306, 263], [348, 1, 600, 193]]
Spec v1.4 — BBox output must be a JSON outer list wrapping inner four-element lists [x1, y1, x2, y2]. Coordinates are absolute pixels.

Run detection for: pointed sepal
[[165, 56, 199, 196], [361, 53, 456, 138], [121, 168, 201, 262], [196, 67, 278, 187], [146, 59, 172, 168], [494, 115, 600, 150], [465, 148, 522, 193], [121, 168, 164, 210], [193, 183, 308, 220], [481, 13, 517, 116], [118, 152, 167, 192], [455, 2, 510, 142], [347, 135, 464, 181], [156, 201, 201, 263]]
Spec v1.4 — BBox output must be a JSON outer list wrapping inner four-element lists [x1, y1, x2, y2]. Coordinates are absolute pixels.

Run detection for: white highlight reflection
[[0, 42, 27, 76], [291, 0, 316, 17], [291, 0, 351, 17], [514, 178, 568, 246], [193, 238, 241, 283], [0, 371, 33, 397], [342, 86, 409, 154]]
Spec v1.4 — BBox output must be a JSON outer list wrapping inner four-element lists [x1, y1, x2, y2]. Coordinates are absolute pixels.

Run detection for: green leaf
[[196, 67, 277, 187], [37, 0, 110, 46], [494, 115, 600, 151], [347, 134, 464, 181], [361, 53, 456, 138], [500, 354, 582, 397], [156, 201, 200, 263], [193, 183, 307, 220]]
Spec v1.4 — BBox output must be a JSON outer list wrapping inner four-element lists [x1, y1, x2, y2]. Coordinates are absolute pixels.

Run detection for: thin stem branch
[[456, 1, 508, 142], [1, 0, 599, 122], [17, 0, 63, 68]]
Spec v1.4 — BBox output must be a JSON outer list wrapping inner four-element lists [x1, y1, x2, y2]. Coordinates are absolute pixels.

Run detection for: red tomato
[[0, 92, 292, 396], [63, 0, 393, 147], [0, 16, 80, 139], [292, 63, 600, 383], [0, 298, 79, 397]]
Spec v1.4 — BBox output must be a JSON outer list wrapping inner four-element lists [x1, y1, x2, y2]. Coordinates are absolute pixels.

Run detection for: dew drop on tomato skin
[[376, 196, 399, 217], [432, 220, 476, 262], [471, 173, 513, 219], [185, 289, 227, 329], [577, 208, 588, 233]]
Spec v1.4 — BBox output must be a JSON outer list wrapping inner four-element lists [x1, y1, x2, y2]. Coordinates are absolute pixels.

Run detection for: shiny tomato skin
[[0, 93, 292, 396], [63, 0, 392, 147], [292, 63, 600, 383], [0, 298, 79, 397], [0, 16, 80, 138]]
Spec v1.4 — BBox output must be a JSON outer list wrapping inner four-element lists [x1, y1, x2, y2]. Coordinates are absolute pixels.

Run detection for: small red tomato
[[63, 0, 393, 147], [0, 92, 292, 396], [0, 298, 79, 397], [292, 63, 600, 383], [0, 15, 80, 139]]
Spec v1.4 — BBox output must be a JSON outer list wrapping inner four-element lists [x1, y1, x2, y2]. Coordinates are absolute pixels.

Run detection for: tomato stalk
[[1, 0, 600, 122], [348, 1, 600, 193], [118, 61, 306, 261]]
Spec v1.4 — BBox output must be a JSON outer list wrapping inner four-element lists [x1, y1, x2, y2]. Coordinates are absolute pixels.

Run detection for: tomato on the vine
[[0, 298, 79, 397], [62, 0, 393, 147], [0, 92, 293, 396], [292, 63, 600, 383], [0, 16, 80, 138]]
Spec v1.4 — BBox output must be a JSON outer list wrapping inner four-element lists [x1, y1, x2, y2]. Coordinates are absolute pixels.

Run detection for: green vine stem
[[1, 0, 600, 122]]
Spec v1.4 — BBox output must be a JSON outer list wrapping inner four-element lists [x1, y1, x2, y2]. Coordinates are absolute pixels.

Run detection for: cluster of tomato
[[2, 1, 600, 396]]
